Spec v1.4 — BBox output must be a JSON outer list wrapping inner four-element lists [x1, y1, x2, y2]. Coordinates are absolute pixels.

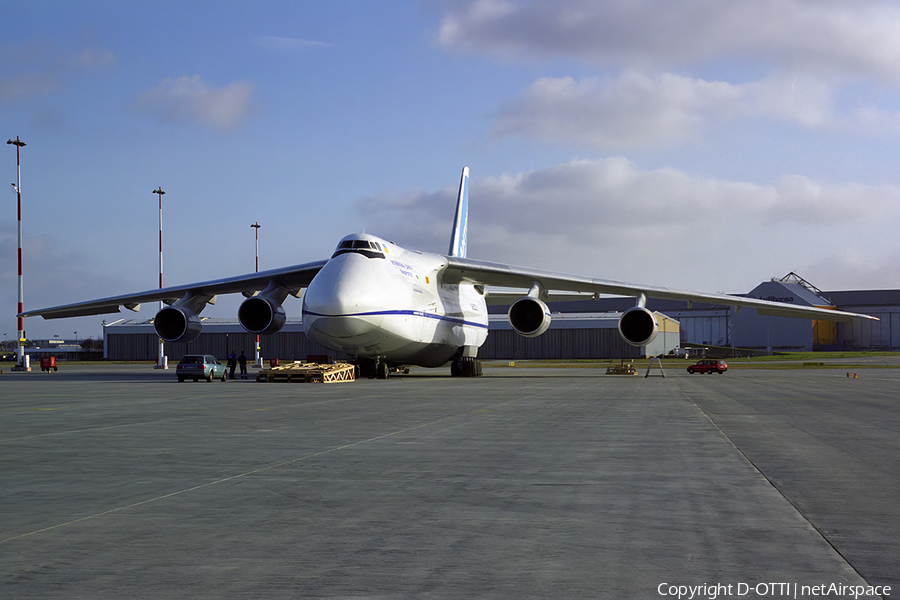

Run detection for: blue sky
[[5, 0, 900, 341]]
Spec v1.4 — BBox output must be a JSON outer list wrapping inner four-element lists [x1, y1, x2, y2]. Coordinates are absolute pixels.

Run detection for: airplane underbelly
[[304, 311, 485, 367], [306, 312, 384, 339]]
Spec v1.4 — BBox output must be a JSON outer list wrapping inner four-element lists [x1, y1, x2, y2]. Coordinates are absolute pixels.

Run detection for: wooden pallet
[[256, 362, 356, 383]]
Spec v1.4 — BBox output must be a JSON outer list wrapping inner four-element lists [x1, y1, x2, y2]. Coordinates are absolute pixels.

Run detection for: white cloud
[[359, 159, 900, 292], [437, 2, 900, 148], [494, 70, 900, 149], [742, 73, 836, 128], [255, 35, 331, 51], [437, 0, 900, 82], [1, 231, 144, 339], [0, 73, 58, 103], [494, 72, 744, 150], [70, 48, 117, 70], [134, 75, 254, 129], [803, 247, 900, 291], [0, 42, 116, 104]]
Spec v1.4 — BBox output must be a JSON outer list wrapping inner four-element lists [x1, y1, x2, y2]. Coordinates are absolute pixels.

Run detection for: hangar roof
[[741, 281, 832, 307], [822, 289, 900, 308]]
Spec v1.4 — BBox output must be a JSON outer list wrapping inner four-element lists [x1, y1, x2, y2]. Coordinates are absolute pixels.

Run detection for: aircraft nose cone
[[302, 255, 385, 341]]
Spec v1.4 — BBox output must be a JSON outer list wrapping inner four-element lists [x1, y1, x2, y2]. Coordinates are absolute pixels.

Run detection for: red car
[[687, 359, 727, 374]]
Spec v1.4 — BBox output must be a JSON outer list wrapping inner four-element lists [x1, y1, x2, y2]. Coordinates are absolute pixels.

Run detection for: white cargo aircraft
[[21, 167, 876, 378]]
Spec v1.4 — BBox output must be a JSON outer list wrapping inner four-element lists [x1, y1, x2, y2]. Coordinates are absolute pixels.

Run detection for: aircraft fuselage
[[301, 233, 488, 367]]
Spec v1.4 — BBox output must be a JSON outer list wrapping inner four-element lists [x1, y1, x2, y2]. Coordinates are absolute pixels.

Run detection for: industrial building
[[102, 312, 679, 363], [6, 339, 103, 363], [101, 275, 900, 362], [493, 275, 900, 353], [481, 312, 679, 360]]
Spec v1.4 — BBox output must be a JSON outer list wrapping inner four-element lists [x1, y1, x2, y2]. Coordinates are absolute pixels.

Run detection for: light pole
[[251, 221, 262, 367], [251, 221, 260, 272], [7, 137, 28, 370], [153, 187, 167, 368]]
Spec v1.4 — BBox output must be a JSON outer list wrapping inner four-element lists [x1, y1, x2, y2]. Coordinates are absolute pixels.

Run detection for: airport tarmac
[[1, 363, 897, 599]]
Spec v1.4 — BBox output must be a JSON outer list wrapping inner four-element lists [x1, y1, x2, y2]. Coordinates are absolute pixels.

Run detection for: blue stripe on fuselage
[[302, 308, 488, 329]]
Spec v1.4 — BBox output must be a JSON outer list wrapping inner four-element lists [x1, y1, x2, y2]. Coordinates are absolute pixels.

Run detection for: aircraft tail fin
[[448, 167, 469, 258]]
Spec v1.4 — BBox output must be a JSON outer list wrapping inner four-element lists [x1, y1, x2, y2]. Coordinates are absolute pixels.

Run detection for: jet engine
[[617, 306, 659, 346], [508, 296, 552, 337], [238, 295, 287, 335], [238, 281, 291, 335], [154, 306, 202, 343]]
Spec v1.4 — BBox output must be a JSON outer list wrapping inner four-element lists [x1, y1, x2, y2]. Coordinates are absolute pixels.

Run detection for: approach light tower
[[251, 221, 262, 367], [7, 137, 28, 370], [153, 187, 167, 369]]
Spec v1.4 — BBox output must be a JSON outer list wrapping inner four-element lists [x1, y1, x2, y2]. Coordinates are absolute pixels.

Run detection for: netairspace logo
[[657, 582, 891, 599]]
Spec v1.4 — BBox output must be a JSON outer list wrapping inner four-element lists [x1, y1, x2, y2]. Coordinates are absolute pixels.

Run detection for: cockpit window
[[331, 239, 386, 259]]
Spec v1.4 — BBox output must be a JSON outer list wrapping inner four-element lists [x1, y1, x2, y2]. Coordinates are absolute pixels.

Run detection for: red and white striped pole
[[7, 137, 26, 368], [251, 221, 261, 367], [153, 187, 167, 368]]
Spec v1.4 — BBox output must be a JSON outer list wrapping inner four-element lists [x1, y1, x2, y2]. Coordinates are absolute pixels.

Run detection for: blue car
[[176, 354, 228, 382]]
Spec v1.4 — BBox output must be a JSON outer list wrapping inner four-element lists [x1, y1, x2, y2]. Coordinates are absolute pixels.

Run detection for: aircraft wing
[[19, 260, 328, 320], [444, 257, 878, 323]]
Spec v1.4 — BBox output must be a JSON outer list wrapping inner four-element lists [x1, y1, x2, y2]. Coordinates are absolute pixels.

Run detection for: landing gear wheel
[[376, 360, 390, 380], [450, 361, 462, 377], [359, 359, 377, 379], [451, 357, 483, 377]]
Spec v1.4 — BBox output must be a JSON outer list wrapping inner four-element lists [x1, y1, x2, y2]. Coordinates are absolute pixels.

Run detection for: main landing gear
[[451, 356, 483, 377], [355, 354, 482, 379], [358, 358, 391, 380]]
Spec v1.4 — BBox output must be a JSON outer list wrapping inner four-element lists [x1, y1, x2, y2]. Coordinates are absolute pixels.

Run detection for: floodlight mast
[[7, 137, 26, 369], [153, 187, 167, 368], [251, 221, 262, 367], [251, 221, 260, 272]]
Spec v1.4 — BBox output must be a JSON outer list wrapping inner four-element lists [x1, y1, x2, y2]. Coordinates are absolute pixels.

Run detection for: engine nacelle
[[154, 306, 202, 343], [238, 296, 287, 335], [618, 306, 659, 346], [508, 296, 552, 338]]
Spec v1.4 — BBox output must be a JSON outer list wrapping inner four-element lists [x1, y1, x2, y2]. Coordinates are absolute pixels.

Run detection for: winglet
[[448, 167, 469, 258]]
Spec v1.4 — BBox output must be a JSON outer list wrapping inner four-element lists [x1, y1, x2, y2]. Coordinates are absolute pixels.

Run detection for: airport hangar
[[100, 275, 900, 362]]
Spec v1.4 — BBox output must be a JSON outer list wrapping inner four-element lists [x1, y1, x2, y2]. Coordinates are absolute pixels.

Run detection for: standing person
[[227, 350, 237, 380], [238, 350, 248, 379]]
